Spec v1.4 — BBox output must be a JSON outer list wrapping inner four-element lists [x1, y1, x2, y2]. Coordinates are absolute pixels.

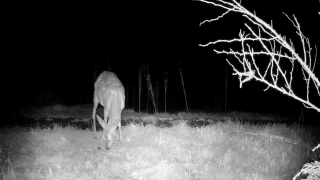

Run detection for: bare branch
[[197, 0, 320, 112], [200, 9, 232, 26]]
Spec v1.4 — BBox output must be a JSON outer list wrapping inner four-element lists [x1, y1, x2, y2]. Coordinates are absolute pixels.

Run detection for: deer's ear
[[96, 115, 106, 128]]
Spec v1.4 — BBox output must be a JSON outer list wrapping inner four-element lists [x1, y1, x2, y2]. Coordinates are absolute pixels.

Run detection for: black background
[[2, 1, 320, 120]]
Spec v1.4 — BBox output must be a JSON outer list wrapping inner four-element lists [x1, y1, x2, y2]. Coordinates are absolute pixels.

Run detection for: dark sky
[[3, 1, 320, 117]]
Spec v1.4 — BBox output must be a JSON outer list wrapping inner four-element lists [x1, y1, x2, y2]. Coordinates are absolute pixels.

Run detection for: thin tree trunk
[[178, 63, 189, 112], [164, 70, 168, 113], [156, 82, 159, 112], [225, 63, 228, 113], [138, 64, 142, 113], [144, 65, 157, 113], [133, 85, 136, 111]]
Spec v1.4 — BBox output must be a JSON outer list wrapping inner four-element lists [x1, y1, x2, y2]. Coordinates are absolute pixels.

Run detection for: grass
[[1, 114, 318, 180]]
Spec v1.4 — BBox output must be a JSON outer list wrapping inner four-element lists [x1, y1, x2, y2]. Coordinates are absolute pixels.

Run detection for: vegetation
[[0, 106, 319, 179]]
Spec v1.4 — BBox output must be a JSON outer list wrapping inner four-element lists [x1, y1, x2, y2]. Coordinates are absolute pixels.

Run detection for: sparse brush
[[293, 144, 320, 180]]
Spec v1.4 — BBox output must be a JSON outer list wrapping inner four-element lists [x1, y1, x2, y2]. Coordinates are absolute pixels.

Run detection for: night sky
[[3, 1, 320, 119]]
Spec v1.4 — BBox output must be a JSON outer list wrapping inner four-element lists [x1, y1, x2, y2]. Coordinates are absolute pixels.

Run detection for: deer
[[92, 71, 125, 150]]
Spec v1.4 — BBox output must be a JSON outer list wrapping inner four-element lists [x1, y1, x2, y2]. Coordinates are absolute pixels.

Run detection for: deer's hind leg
[[92, 94, 99, 138]]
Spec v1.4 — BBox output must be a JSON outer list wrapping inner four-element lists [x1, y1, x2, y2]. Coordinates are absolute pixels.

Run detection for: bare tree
[[197, 0, 320, 112], [178, 62, 189, 112], [144, 65, 157, 113], [138, 64, 143, 113], [164, 70, 168, 113]]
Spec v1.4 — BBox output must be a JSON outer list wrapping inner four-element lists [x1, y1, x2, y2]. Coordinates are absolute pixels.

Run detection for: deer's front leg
[[118, 122, 122, 143]]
